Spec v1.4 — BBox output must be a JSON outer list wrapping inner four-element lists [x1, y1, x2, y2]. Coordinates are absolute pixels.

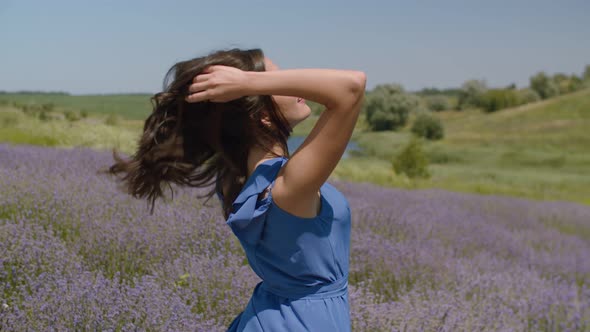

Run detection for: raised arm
[[244, 68, 366, 217]]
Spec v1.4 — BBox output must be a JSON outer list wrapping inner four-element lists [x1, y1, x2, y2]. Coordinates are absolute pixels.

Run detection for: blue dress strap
[[224, 156, 287, 245]]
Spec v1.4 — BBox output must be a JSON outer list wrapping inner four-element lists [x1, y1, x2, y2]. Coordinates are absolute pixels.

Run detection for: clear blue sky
[[1, 0, 589, 95]]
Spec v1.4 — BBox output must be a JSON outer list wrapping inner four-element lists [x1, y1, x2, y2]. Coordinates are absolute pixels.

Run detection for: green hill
[[333, 88, 590, 205], [440, 88, 590, 152]]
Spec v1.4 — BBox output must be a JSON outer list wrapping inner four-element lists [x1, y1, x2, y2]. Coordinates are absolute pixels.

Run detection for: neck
[[247, 142, 287, 178]]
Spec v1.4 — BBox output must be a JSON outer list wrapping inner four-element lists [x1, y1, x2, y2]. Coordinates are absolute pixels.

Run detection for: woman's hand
[[185, 65, 249, 103]]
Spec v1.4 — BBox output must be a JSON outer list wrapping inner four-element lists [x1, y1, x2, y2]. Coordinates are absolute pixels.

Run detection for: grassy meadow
[[2, 88, 588, 205], [0, 92, 152, 120], [336, 88, 590, 205]]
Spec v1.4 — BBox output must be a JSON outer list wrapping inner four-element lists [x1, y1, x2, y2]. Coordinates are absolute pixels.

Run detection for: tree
[[552, 73, 582, 94], [411, 112, 444, 140], [516, 88, 541, 104], [530, 72, 559, 99], [364, 83, 419, 131], [565, 75, 583, 92], [479, 89, 519, 112], [457, 79, 487, 110], [583, 65, 590, 82]]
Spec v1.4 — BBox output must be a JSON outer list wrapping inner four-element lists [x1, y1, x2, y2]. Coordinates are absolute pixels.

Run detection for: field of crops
[[1, 143, 588, 331]]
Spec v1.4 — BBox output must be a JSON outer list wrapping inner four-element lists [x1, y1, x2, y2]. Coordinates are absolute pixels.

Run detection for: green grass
[[1, 88, 589, 205], [0, 106, 140, 155], [0, 93, 153, 120], [335, 88, 590, 205]]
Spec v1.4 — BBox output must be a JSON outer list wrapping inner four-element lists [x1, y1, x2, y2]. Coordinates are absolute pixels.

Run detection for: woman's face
[[263, 56, 311, 131]]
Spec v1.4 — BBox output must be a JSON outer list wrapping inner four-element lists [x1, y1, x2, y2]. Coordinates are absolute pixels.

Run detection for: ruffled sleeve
[[224, 156, 287, 246]]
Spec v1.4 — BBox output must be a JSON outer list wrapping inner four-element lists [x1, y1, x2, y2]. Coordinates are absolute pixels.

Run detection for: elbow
[[329, 71, 367, 110], [348, 71, 367, 102]]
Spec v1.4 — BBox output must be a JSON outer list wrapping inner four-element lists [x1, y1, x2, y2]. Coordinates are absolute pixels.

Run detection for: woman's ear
[[259, 110, 272, 129], [261, 116, 272, 128]]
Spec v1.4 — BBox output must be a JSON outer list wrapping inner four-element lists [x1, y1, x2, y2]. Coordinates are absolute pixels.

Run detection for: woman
[[108, 48, 366, 331]]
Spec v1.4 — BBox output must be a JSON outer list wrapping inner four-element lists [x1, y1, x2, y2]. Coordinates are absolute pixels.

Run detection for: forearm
[[244, 69, 366, 111]]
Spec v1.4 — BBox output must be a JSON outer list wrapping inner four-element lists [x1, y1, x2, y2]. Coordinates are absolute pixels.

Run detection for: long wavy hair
[[104, 48, 292, 218]]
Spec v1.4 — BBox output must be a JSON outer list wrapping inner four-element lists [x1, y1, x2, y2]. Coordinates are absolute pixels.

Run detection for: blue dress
[[217, 156, 352, 331]]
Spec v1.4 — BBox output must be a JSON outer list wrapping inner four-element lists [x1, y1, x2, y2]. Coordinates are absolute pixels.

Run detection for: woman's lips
[[297, 98, 305, 103]]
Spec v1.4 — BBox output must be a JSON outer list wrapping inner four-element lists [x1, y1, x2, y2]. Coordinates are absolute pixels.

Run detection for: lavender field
[[1, 143, 589, 331]]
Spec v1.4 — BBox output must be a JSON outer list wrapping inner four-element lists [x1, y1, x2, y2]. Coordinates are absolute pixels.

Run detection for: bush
[[368, 110, 401, 131], [1, 112, 22, 126], [80, 110, 89, 118], [392, 137, 430, 179], [39, 111, 63, 122], [516, 88, 541, 104], [457, 79, 487, 110], [18, 103, 41, 117], [569, 75, 584, 91], [553, 74, 583, 94], [479, 89, 520, 112], [39, 110, 50, 122], [556, 75, 584, 94], [411, 112, 444, 140], [105, 114, 122, 126], [364, 84, 419, 131], [425, 95, 451, 111], [63, 110, 81, 122], [41, 103, 55, 111], [19, 103, 59, 119], [530, 72, 559, 99]]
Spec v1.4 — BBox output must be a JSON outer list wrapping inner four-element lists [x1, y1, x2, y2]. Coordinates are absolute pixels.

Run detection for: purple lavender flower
[[1, 143, 589, 331]]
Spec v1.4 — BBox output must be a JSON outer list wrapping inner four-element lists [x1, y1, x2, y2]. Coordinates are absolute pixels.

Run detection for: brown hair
[[104, 48, 292, 218]]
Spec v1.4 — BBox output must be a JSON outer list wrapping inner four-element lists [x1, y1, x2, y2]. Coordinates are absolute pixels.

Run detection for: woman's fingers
[[185, 90, 209, 103], [185, 65, 238, 104], [188, 81, 209, 94], [186, 72, 214, 103], [193, 73, 211, 83], [201, 65, 218, 74]]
